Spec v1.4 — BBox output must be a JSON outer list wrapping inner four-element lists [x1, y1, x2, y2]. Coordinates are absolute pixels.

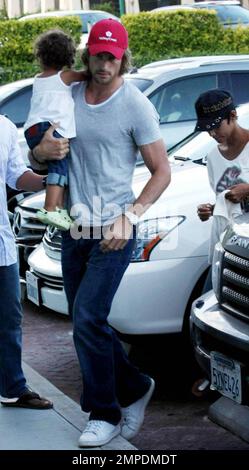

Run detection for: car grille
[[43, 226, 62, 261], [220, 251, 249, 322], [32, 269, 64, 289], [13, 206, 45, 245]]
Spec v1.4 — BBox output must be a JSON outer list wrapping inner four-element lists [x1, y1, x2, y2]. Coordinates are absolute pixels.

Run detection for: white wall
[[23, 0, 41, 14], [4, 0, 249, 19], [6, 0, 20, 17], [181, 0, 193, 4], [4, 0, 89, 17], [125, 0, 139, 14], [41, 0, 55, 12], [67, 0, 83, 9]]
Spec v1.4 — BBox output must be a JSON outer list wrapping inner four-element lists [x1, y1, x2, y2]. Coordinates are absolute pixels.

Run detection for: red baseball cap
[[87, 18, 128, 60]]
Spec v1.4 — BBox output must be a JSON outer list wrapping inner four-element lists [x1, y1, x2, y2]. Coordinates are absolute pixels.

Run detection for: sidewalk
[[0, 363, 136, 451]]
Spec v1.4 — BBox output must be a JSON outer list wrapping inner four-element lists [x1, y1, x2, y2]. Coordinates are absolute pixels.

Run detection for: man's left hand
[[100, 215, 133, 253], [225, 183, 249, 203]]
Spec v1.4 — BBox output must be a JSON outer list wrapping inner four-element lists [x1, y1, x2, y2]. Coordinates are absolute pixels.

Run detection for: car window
[[79, 12, 115, 33], [0, 87, 32, 128], [230, 72, 249, 105], [92, 12, 111, 23], [79, 13, 95, 33], [149, 74, 217, 123], [196, 5, 249, 24]]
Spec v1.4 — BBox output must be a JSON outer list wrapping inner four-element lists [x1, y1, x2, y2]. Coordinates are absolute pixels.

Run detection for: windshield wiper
[[193, 157, 207, 166], [174, 156, 191, 161]]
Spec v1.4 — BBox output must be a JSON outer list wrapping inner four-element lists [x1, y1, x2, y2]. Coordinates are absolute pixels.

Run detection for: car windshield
[[198, 5, 249, 24], [19, 11, 118, 33], [0, 85, 20, 101], [167, 103, 249, 162], [78, 12, 117, 33]]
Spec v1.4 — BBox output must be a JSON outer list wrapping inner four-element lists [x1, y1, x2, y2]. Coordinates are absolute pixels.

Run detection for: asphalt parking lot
[[22, 300, 249, 451]]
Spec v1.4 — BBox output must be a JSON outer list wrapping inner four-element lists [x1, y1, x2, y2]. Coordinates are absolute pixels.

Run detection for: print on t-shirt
[[216, 165, 245, 193]]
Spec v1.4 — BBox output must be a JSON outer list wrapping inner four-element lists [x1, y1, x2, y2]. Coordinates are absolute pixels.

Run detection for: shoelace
[[83, 420, 103, 435]]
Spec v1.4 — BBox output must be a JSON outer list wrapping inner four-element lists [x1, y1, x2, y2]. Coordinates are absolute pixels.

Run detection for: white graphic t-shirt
[[207, 142, 249, 211], [207, 142, 249, 262]]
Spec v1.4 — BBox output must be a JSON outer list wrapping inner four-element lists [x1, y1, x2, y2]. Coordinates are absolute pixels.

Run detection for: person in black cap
[[191, 88, 249, 396], [196, 88, 249, 269]]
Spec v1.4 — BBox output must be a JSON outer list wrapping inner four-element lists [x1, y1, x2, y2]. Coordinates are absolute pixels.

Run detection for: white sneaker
[[121, 378, 155, 440], [78, 420, 121, 447]]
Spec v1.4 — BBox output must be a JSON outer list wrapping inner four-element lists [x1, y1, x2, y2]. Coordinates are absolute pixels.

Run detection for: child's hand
[[62, 70, 88, 84]]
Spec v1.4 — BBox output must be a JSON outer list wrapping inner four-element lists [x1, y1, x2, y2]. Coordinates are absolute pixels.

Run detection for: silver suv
[[190, 218, 249, 405]]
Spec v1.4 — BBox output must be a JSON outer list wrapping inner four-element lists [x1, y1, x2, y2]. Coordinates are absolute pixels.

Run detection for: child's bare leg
[[44, 185, 64, 211]]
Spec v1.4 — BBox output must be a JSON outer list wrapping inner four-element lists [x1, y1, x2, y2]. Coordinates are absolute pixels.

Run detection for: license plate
[[26, 271, 40, 306], [210, 351, 242, 404]]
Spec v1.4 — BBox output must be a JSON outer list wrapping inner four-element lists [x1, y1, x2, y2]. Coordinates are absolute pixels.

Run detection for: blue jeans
[[0, 263, 27, 398], [61, 230, 151, 425], [25, 122, 68, 187]]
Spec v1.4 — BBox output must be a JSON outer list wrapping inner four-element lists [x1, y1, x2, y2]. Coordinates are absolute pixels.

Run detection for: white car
[[0, 78, 33, 162], [18, 9, 120, 49], [22, 103, 249, 338], [2, 54, 249, 159]]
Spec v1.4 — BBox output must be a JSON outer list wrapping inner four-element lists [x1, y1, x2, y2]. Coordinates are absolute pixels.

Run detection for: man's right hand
[[33, 123, 70, 162], [197, 203, 214, 221]]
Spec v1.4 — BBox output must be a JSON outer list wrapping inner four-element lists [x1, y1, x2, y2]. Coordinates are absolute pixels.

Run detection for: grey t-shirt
[[68, 80, 162, 226]]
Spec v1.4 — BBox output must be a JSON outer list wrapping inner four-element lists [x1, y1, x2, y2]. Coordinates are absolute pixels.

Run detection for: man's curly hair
[[81, 48, 132, 78], [35, 29, 76, 70]]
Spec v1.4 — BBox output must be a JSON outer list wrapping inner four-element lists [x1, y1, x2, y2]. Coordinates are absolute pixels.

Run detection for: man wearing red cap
[[30, 18, 171, 447]]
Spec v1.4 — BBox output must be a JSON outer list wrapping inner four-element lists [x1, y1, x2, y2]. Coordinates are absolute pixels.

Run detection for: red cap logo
[[87, 18, 128, 60]]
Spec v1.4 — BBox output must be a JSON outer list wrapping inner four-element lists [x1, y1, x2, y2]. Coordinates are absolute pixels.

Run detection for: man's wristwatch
[[124, 211, 139, 226]]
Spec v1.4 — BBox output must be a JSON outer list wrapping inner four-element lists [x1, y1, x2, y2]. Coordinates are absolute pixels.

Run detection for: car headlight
[[212, 241, 224, 300], [131, 216, 185, 262]]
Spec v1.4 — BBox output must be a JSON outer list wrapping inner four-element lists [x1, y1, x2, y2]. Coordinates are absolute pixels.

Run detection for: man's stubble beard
[[92, 73, 113, 85]]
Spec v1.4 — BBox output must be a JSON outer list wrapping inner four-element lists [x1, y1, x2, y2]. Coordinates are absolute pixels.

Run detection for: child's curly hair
[[35, 29, 76, 70]]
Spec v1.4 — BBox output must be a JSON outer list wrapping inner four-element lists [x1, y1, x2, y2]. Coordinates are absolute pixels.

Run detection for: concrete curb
[[23, 363, 137, 450], [0, 363, 136, 450], [208, 397, 249, 444]]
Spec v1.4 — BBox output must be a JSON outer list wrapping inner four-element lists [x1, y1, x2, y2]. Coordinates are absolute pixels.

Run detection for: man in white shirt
[[0, 115, 52, 409]]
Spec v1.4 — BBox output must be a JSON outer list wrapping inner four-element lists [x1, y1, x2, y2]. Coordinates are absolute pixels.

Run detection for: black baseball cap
[[195, 89, 236, 132]]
